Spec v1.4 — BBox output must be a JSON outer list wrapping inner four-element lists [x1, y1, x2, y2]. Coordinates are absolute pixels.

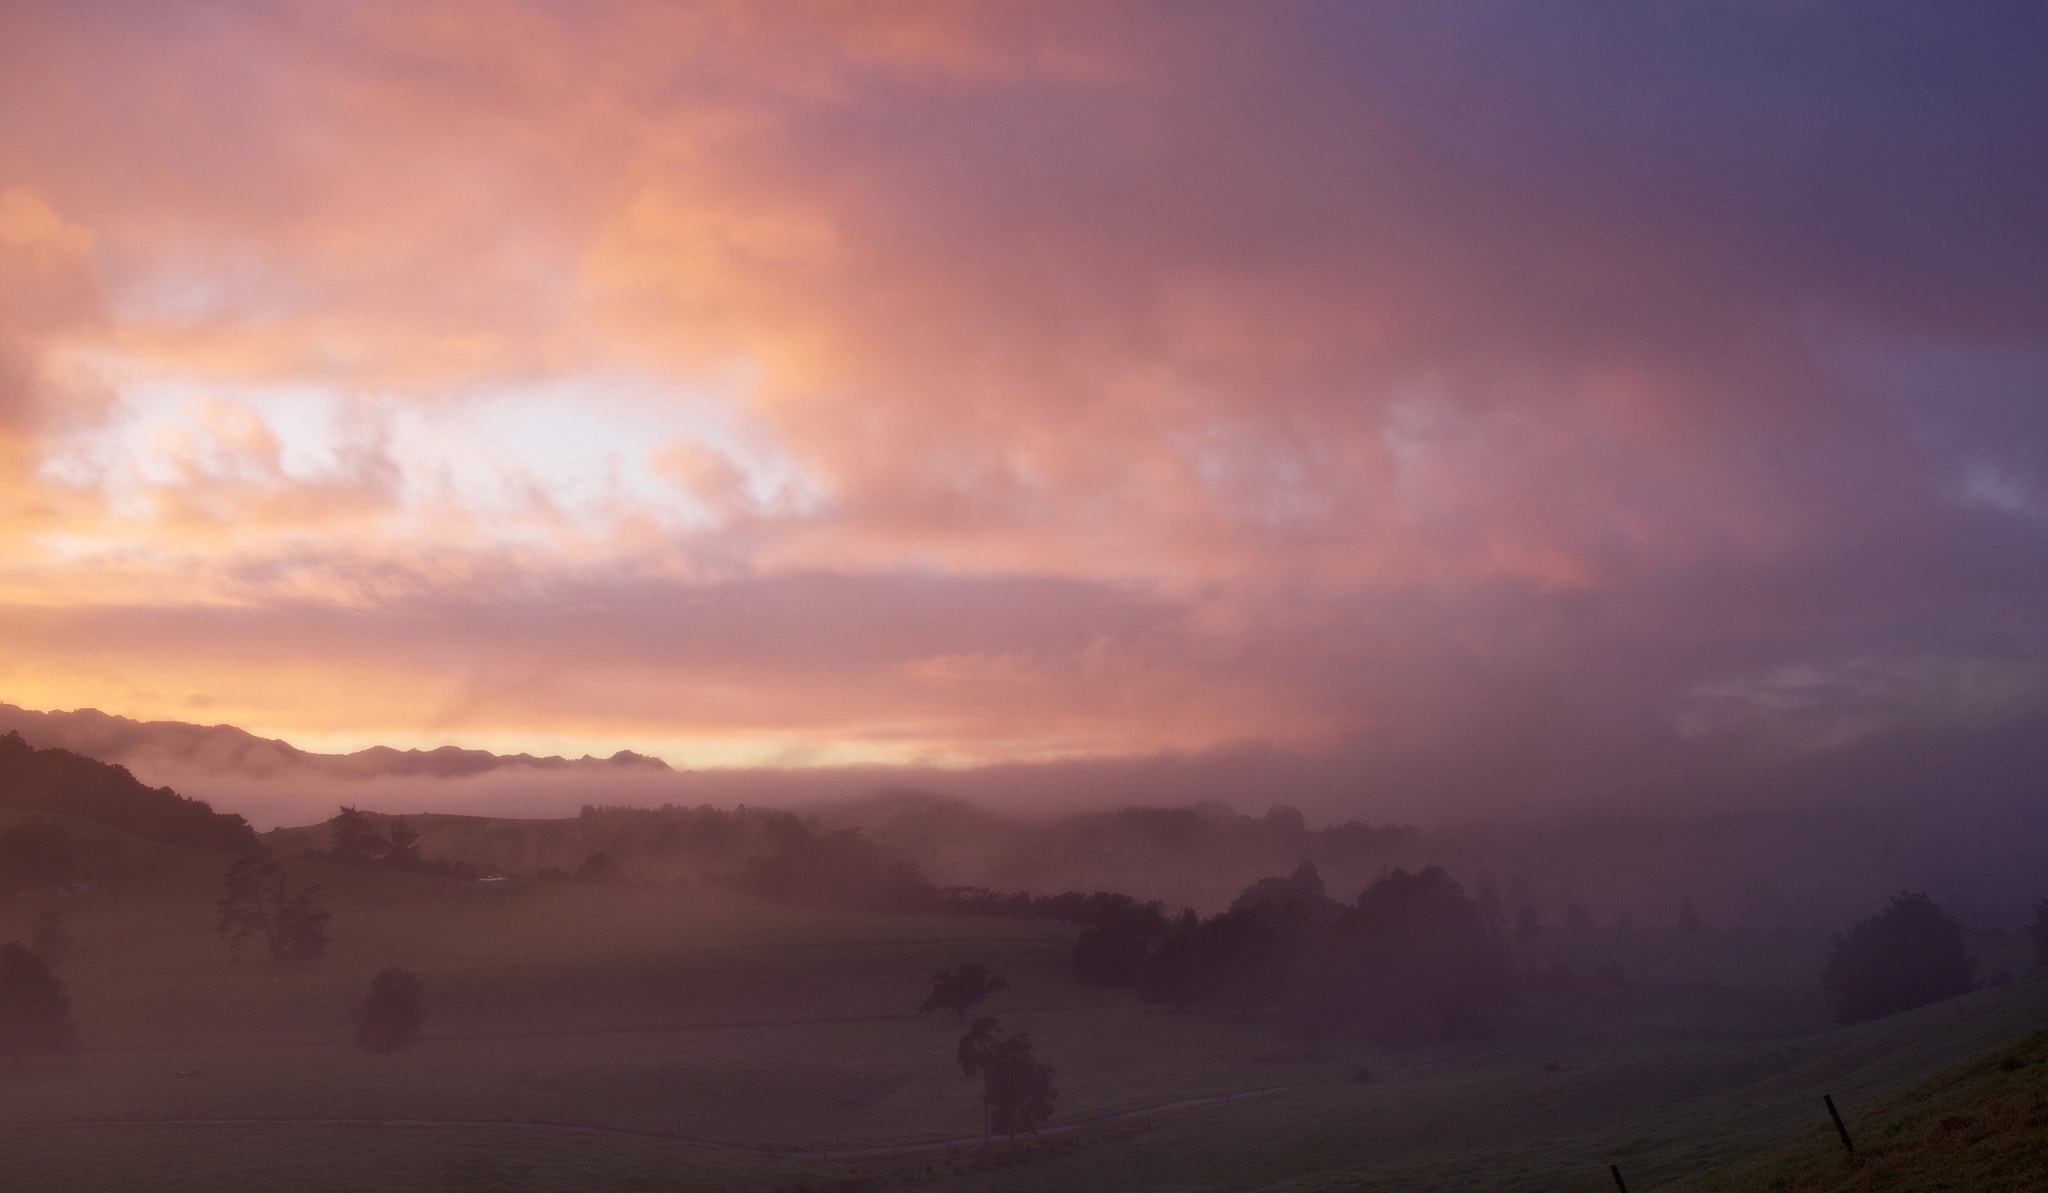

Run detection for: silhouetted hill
[[0, 731, 260, 853], [0, 703, 670, 782]]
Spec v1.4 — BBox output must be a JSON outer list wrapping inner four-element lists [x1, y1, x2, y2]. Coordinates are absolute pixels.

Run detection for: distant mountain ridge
[[0, 703, 671, 782]]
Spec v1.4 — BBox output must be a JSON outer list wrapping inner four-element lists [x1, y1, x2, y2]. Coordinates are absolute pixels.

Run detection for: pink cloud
[[0, 2, 2041, 803]]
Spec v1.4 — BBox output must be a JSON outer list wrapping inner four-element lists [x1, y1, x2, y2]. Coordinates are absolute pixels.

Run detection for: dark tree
[[274, 885, 332, 961], [1195, 902, 1297, 1018], [1514, 904, 1542, 942], [1820, 891, 1977, 1025], [985, 1034, 1057, 1140], [726, 819, 942, 912], [384, 817, 422, 866], [1303, 866, 1511, 1043], [1071, 923, 1148, 987], [1230, 861, 1336, 918], [328, 807, 386, 866], [351, 967, 426, 1053], [28, 911, 70, 968], [921, 961, 1006, 1021], [955, 1016, 1057, 1141], [0, 941, 78, 1059], [217, 857, 331, 962], [1473, 870, 1506, 939], [574, 851, 619, 882], [0, 818, 76, 897], [1677, 896, 1704, 933], [1136, 916, 1200, 1010], [2028, 898, 2048, 969], [956, 1014, 1001, 1137], [876, 859, 944, 913]]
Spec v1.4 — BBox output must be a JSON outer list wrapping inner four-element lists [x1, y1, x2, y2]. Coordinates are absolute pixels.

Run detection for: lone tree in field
[[921, 961, 1006, 1022], [1820, 891, 1977, 1024], [0, 940, 78, 1060], [27, 911, 70, 968], [351, 967, 426, 1053], [955, 1015, 1057, 1141], [217, 857, 331, 962]]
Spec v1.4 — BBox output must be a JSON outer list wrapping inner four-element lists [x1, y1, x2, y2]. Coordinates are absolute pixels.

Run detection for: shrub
[[1820, 890, 1976, 1024], [351, 967, 426, 1053]]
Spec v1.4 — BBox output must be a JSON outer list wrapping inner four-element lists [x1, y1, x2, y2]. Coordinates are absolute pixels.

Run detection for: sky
[[1, 1, 2045, 812]]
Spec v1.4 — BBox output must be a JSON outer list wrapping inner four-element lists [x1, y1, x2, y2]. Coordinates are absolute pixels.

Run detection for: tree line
[[728, 817, 1171, 932], [1076, 862, 1514, 1045], [300, 806, 474, 877]]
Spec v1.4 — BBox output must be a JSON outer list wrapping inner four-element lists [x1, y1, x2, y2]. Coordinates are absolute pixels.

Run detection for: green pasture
[[2, 810, 2045, 1191]]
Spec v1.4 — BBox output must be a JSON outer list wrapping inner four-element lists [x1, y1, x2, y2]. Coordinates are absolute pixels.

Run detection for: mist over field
[[10, 700, 2048, 932]]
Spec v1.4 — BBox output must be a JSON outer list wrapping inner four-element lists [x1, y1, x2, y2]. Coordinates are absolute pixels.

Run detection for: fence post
[[1824, 1094, 1854, 1154], [1610, 1162, 1629, 1192]]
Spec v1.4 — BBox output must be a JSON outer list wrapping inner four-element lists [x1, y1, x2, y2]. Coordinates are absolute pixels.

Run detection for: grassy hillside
[[2, 810, 2044, 1192], [1686, 1026, 2048, 1192]]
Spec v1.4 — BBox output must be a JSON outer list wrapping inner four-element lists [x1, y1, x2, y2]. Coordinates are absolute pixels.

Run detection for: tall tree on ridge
[[328, 807, 386, 866]]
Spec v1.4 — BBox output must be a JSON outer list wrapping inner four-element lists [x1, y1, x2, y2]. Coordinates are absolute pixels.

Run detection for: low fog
[[10, 701, 2041, 931]]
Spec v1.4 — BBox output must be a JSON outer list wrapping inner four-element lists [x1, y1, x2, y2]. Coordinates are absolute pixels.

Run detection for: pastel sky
[[2, 2, 2044, 799]]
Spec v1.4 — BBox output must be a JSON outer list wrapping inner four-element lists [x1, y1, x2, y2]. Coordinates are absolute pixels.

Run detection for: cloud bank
[[0, 2, 2044, 818]]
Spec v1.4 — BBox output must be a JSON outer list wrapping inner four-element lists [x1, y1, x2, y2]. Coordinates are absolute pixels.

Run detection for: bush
[[352, 967, 426, 1053], [1820, 890, 1976, 1024]]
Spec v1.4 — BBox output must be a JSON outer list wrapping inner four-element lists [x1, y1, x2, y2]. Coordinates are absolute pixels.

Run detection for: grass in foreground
[[1687, 1026, 2048, 1192]]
